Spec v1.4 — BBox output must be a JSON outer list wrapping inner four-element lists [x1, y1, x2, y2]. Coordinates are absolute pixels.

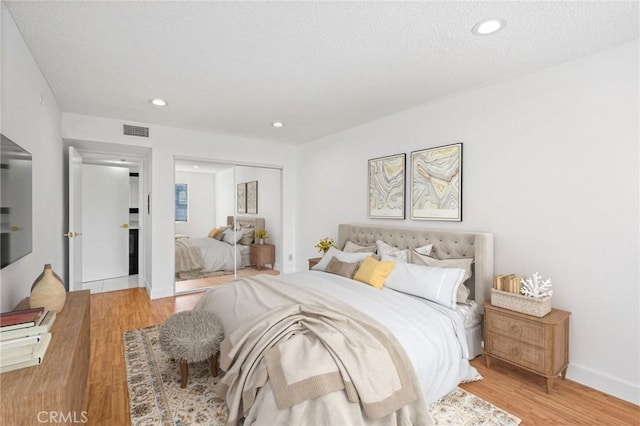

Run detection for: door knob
[[121, 224, 129, 229], [63, 232, 76, 238]]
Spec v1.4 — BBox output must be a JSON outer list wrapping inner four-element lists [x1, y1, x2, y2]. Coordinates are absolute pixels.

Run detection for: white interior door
[[81, 164, 129, 282], [67, 146, 83, 291]]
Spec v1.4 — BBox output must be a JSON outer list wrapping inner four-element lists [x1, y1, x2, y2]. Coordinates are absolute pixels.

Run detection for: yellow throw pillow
[[353, 256, 395, 289], [207, 227, 224, 238]]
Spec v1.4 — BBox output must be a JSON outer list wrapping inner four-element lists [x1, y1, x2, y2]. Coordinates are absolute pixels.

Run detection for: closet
[[173, 158, 282, 294]]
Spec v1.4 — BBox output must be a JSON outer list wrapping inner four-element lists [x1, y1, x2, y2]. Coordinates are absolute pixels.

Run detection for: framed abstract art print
[[411, 143, 462, 221], [237, 182, 247, 214], [368, 153, 406, 219]]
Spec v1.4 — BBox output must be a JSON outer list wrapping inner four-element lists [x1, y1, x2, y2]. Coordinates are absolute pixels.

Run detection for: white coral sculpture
[[520, 272, 553, 298]]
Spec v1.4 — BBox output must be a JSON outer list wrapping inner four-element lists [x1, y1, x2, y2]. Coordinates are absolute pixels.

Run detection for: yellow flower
[[255, 229, 269, 239], [315, 237, 335, 253]]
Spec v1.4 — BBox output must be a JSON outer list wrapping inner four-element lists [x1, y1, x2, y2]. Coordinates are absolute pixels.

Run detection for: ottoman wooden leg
[[179, 359, 189, 388], [211, 351, 220, 377]]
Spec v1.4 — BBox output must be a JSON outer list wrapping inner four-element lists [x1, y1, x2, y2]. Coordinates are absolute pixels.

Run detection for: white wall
[[174, 171, 215, 238], [62, 113, 297, 300], [215, 167, 234, 227], [296, 41, 639, 404], [235, 165, 283, 269], [0, 4, 64, 311]]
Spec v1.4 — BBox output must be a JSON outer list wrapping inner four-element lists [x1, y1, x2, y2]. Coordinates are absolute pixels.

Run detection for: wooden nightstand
[[483, 301, 570, 393], [308, 257, 322, 270], [250, 243, 275, 270]]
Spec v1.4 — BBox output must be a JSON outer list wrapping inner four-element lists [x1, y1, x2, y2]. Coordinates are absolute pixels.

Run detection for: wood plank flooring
[[87, 288, 639, 426], [175, 266, 279, 292]]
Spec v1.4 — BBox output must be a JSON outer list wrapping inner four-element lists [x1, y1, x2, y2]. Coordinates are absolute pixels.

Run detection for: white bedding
[[456, 301, 482, 328], [188, 237, 244, 272], [238, 244, 251, 267], [195, 270, 480, 404]]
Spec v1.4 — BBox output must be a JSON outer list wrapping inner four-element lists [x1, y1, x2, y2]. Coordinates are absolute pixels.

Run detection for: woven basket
[[491, 289, 551, 317]]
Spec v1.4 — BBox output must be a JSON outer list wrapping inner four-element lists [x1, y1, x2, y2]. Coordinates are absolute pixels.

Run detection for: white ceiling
[[5, 1, 638, 144]]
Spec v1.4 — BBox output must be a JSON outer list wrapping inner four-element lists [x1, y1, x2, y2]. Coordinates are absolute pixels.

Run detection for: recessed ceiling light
[[272, 122, 284, 128], [193, 165, 199, 169], [472, 18, 506, 36], [150, 98, 167, 106]]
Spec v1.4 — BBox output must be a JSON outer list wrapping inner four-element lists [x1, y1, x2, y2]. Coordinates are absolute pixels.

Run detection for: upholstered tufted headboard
[[227, 216, 266, 232], [338, 223, 494, 311]]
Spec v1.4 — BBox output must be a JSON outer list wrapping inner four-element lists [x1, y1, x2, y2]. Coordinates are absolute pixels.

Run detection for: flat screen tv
[[1, 134, 33, 269]]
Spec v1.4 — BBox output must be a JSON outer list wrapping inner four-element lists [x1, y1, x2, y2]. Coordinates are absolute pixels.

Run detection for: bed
[[174, 216, 265, 277], [194, 223, 493, 425], [336, 223, 493, 359]]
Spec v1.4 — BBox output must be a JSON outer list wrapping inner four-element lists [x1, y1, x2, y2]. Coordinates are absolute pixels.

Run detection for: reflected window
[[175, 183, 188, 222]]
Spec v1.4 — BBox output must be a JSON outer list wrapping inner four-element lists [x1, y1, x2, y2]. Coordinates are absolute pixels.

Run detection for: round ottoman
[[159, 310, 224, 388]]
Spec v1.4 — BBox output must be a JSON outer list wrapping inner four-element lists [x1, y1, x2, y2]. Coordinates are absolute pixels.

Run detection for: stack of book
[[493, 274, 524, 295], [0, 307, 56, 373]]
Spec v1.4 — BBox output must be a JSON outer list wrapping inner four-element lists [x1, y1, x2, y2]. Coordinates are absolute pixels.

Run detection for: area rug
[[175, 270, 233, 281], [125, 325, 521, 426]]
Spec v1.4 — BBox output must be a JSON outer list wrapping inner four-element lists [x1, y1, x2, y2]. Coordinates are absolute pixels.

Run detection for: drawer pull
[[508, 324, 522, 335], [509, 347, 521, 357]]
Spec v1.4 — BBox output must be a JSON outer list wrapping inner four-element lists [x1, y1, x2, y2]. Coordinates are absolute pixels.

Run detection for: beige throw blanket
[[216, 304, 430, 426], [174, 238, 204, 273]]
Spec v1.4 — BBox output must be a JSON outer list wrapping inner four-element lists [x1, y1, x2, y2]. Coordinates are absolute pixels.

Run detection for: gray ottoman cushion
[[159, 310, 224, 362]]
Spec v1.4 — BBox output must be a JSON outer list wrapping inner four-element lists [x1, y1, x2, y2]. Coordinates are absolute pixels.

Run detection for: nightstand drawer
[[485, 333, 546, 373], [486, 310, 546, 347], [484, 302, 571, 393], [249, 243, 275, 270]]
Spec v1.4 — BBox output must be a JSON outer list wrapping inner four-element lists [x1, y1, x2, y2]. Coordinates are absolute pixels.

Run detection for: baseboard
[[143, 278, 174, 300], [149, 285, 174, 300], [567, 363, 639, 405]]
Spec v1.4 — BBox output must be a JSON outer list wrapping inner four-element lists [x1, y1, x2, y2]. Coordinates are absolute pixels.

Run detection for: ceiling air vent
[[123, 124, 149, 138]]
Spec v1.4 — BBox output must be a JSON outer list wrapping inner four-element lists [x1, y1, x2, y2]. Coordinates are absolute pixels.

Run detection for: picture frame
[[237, 182, 247, 214], [411, 143, 462, 221], [368, 153, 406, 219], [246, 180, 258, 214]]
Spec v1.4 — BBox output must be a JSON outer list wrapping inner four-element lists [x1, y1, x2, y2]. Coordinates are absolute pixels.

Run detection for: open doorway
[[173, 158, 282, 294], [65, 142, 149, 294]]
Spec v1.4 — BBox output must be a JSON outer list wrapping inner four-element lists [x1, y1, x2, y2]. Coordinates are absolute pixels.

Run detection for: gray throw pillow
[[325, 256, 359, 279]]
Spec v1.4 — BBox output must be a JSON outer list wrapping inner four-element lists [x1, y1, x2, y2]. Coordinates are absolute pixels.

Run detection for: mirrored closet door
[[173, 158, 282, 294]]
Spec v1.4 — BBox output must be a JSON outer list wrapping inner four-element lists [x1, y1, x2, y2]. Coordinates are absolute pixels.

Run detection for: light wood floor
[[175, 266, 279, 292], [87, 288, 639, 426]]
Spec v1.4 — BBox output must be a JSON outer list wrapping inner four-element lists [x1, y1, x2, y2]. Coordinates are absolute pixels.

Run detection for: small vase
[[30, 264, 66, 313], [258, 238, 264, 245]]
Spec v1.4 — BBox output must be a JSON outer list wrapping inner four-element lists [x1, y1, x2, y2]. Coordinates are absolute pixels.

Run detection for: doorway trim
[[64, 139, 150, 293]]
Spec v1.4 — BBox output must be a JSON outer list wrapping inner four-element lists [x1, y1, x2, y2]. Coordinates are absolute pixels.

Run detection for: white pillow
[[383, 259, 466, 309], [375, 240, 410, 263], [312, 247, 372, 271], [222, 228, 243, 245], [411, 252, 473, 282], [411, 252, 474, 303], [343, 240, 376, 253], [413, 244, 433, 256]]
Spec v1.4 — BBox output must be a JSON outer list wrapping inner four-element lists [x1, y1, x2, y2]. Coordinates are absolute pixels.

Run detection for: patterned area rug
[[125, 325, 521, 426]]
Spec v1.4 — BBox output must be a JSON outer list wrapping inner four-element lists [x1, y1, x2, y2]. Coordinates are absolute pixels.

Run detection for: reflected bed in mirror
[[1, 134, 33, 269]]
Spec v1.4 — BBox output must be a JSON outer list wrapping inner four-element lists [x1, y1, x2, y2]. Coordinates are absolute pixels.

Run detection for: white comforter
[[188, 237, 242, 272], [195, 271, 480, 405]]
